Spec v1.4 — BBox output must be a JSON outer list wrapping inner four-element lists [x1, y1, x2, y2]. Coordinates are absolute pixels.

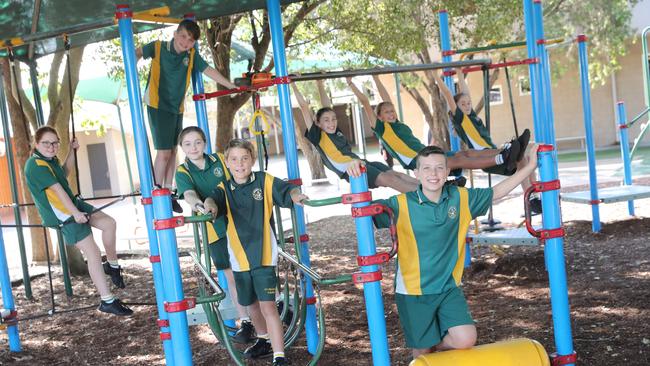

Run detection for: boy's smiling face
[[225, 146, 254, 184], [173, 27, 196, 53], [415, 153, 450, 193]]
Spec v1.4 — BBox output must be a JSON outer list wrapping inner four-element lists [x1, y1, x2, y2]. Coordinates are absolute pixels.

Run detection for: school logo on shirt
[[183, 57, 189, 66], [336, 131, 344, 137], [252, 188, 263, 201], [448, 206, 458, 219], [213, 167, 223, 178]]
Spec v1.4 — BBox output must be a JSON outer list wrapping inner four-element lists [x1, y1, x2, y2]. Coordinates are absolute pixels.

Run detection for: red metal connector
[[351, 204, 384, 218], [115, 5, 133, 19], [154, 217, 185, 230], [589, 199, 602, 205], [141, 197, 152, 205], [164, 298, 196, 313], [551, 351, 577, 366], [341, 191, 373, 204], [442, 50, 456, 57], [352, 271, 382, 284], [618, 124, 628, 129], [285, 234, 310, 244], [149, 255, 161, 263], [157, 319, 169, 327], [305, 296, 317, 305], [160, 332, 171, 341], [538, 144, 554, 152], [2, 310, 18, 326], [288, 178, 303, 186], [532, 180, 561, 193], [576, 34, 588, 43], [357, 253, 390, 266]]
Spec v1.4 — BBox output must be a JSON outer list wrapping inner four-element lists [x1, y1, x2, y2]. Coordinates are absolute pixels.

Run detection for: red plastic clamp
[[352, 271, 382, 284], [305, 296, 317, 305], [351, 204, 384, 218], [149, 255, 161, 263], [160, 332, 171, 341], [285, 234, 310, 244], [618, 124, 628, 129], [275, 76, 292, 84], [551, 351, 577, 366], [115, 5, 133, 18], [341, 191, 373, 204], [442, 50, 456, 57], [164, 298, 196, 313], [154, 217, 185, 230], [2, 310, 18, 325], [141, 197, 152, 205], [589, 199, 602, 205], [538, 144, 555, 152], [532, 180, 561, 193], [288, 178, 303, 186], [357, 252, 390, 266], [157, 319, 169, 327], [576, 34, 588, 43], [442, 70, 455, 77], [193, 93, 207, 101]]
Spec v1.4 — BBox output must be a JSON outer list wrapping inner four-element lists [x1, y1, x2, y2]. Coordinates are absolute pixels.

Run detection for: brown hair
[[178, 19, 200, 41], [178, 126, 206, 146], [32, 126, 58, 154], [224, 138, 256, 161], [315, 107, 335, 124], [414, 145, 447, 169], [374, 101, 394, 117]]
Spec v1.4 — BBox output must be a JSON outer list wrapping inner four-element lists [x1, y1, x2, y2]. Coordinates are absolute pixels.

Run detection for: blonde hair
[[224, 138, 256, 161]]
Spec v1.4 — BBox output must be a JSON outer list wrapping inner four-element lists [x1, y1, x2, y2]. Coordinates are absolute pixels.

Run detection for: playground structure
[[9, 1, 644, 365]]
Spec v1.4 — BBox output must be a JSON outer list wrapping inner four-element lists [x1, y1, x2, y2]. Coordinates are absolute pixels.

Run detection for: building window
[[489, 85, 503, 105], [518, 76, 531, 96]]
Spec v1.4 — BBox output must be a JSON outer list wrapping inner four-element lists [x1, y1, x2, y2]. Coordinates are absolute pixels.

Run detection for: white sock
[[494, 154, 504, 165], [108, 260, 119, 268], [240, 317, 251, 323], [273, 352, 285, 360], [101, 294, 115, 303], [257, 333, 270, 340]]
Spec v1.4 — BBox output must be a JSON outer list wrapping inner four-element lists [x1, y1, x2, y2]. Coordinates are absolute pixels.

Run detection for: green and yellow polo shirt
[[305, 124, 359, 178], [451, 108, 496, 150], [142, 40, 209, 114], [210, 171, 298, 272], [176, 153, 230, 244], [374, 185, 492, 295], [24, 151, 78, 227], [373, 119, 426, 170]]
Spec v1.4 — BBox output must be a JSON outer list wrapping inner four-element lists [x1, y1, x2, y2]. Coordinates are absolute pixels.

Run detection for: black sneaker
[[98, 298, 133, 316], [500, 139, 521, 173], [445, 176, 467, 187], [516, 129, 531, 162], [171, 197, 183, 214], [243, 338, 273, 359], [231, 320, 256, 344], [103, 262, 126, 289], [529, 197, 543, 215], [273, 357, 291, 366]]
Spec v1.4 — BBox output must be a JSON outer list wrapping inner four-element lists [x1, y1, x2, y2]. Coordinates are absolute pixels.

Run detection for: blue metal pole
[[187, 16, 235, 332], [266, 0, 319, 354], [537, 145, 575, 365], [523, 0, 544, 143], [0, 220, 21, 352], [438, 10, 461, 152], [152, 188, 193, 366], [533, 0, 557, 146], [616, 102, 635, 216], [349, 172, 390, 366], [115, 5, 174, 364], [576, 35, 601, 232]]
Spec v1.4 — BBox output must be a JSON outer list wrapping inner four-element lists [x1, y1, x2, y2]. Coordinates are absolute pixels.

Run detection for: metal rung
[[561, 185, 650, 204]]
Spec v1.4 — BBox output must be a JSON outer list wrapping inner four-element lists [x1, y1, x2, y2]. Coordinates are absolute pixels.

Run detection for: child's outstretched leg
[[375, 171, 419, 193], [90, 211, 125, 289]]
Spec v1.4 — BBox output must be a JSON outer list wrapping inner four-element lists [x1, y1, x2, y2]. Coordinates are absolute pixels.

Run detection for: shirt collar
[[33, 150, 56, 162], [416, 185, 449, 205], [185, 153, 210, 171], [229, 172, 256, 190]]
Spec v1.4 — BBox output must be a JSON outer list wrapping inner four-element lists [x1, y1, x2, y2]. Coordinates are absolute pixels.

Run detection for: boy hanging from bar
[[372, 143, 539, 360], [432, 68, 541, 213], [291, 80, 420, 193], [203, 139, 307, 366], [136, 19, 236, 212], [346, 75, 521, 179]]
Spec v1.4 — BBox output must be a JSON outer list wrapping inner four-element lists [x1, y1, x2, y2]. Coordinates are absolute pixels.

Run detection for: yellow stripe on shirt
[[452, 187, 472, 285], [396, 194, 421, 295], [382, 123, 418, 159], [261, 174, 274, 266], [460, 114, 492, 149], [319, 131, 354, 164], [146, 41, 162, 108]]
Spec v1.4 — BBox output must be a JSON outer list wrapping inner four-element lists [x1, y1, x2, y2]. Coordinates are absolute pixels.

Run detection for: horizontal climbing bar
[[291, 59, 492, 82], [196, 293, 226, 304], [278, 249, 352, 286], [448, 37, 564, 56], [303, 197, 342, 207], [183, 214, 214, 224], [443, 58, 537, 76], [625, 106, 650, 128]]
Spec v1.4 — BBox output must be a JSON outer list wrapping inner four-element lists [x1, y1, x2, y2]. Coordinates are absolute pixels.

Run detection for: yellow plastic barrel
[[409, 338, 550, 366]]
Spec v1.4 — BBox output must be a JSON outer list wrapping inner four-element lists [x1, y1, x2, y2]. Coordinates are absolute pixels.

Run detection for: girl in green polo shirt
[[24, 126, 131, 316], [175, 126, 255, 344], [347, 75, 520, 175], [292, 81, 419, 193]]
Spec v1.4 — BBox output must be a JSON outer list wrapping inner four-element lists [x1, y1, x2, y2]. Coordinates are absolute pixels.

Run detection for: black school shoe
[[103, 262, 126, 289], [501, 139, 521, 174], [517, 129, 531, 162], [529, 197, 543, 215], [243, 338, 273, 359], [98, 298, 133, 316], [171, 197, 183, 214], [277, 300, 294, 326], [231, 320, 256, 344], [445, 176, 467, 187], [273, 357, 291, 366]]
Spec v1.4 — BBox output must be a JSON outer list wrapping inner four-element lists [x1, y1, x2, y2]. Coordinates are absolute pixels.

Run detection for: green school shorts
[[147, 106, 183, 150], [363, 160, 391, 189], [233, 266, 277, 306], [208, 238, 231, 270], [395, 287, 474, 349], [60, 200, 95, 245]]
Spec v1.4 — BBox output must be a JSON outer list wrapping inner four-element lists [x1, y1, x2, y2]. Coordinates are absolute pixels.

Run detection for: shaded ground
[[1, 213, 650, 365]]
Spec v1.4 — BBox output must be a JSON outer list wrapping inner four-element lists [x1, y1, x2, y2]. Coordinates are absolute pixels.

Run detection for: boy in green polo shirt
[[203, 139, 307, 366], [136, 19, 236, 209], [373, 143, 539, 359]]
